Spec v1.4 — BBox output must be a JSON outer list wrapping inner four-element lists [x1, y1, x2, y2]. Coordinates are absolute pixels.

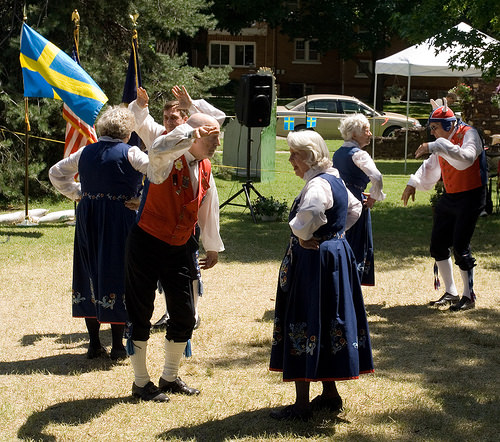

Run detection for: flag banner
[[20, 23, 107, 126], [122, 33, 142, 147], [122, 36, 142, 104], [62, 43, 98, 158], [63, 103, 97, 158], [306, 116, 317, 128], [284, 116, 295, 131]]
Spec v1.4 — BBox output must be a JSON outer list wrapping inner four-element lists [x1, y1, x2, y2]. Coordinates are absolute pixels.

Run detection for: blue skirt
[[72, 196, 136, 324], [270, 236, 374, 381], [346, 206, 375, 286]]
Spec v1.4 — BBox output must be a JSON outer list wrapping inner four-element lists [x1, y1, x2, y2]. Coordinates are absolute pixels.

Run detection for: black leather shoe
[[429, 292, 460, 307], [310, 395, 343, 412], [270, 404, 312, 422], [449, 296, 475, 311], [152, 314, 169, 330], [194, 315, 201, 330], [158, 377, 200, 395], [87, 345, 108, 359], [110, 347, 127, 361], [132, 381, 169, 402]]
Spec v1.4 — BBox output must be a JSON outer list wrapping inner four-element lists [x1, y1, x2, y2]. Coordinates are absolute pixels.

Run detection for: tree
[[210, 0, 415, 102], [394, 0, 500, 78], [0, 0, 231, 205]]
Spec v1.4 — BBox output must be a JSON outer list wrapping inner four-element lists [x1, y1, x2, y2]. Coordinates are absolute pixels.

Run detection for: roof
[[375, 23, 498, 77]]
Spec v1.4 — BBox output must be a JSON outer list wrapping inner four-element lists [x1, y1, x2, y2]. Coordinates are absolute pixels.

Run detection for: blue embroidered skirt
[[270, 236, 374, 381]]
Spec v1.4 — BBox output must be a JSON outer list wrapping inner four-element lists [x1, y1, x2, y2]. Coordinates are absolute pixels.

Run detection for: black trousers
[[125, 224, 197, 342], [430, 186, 486, 270]]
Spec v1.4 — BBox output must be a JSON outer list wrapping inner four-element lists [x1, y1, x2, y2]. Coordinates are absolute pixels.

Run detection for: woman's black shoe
[[310, 395, 343, 412], [87, 345, 108, 359], [270, 404, 312, 422]]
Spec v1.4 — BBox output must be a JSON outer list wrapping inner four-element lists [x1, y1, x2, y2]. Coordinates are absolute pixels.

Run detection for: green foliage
[[394, 0, 500, 78], [251, 195, 288, 220], [0, 0, 231, 204]]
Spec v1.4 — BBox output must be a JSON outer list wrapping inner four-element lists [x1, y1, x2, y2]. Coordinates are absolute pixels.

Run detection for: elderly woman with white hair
[[269, 130, 374, 422], [333, 113, 386, 286], [49, 105, 148, 360]]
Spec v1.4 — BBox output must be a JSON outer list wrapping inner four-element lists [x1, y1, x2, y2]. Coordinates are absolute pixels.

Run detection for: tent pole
[[404, 69, 411, 174], [372, 72, 378, 159]]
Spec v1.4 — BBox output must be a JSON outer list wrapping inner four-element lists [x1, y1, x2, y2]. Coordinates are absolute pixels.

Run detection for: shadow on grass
[[160, 408, 348, 441], [17, 397, 133, 441], [0, 228, 44, 239], [1, 330, 123, 375], [365, 303, 500, 439], [205, 337, 273, 369]]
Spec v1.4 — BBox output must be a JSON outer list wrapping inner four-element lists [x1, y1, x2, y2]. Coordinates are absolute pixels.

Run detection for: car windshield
[[284, 97, 306, 110]]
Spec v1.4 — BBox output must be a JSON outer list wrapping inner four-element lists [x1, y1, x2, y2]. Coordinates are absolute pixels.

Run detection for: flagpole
[[130, 13, 139, 90], [71, 10, 80, 218], [18, 8, 36, 226]]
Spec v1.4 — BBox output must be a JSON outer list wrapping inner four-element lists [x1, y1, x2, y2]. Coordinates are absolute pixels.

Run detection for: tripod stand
[[219, 126, 264, 222]]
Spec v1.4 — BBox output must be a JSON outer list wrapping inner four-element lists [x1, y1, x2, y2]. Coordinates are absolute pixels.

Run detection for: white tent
[[372, 23, 498, 165]]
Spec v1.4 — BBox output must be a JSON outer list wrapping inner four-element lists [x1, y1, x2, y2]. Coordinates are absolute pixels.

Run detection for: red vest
[[439, 125, 483, 194], [138, 156, 211, 245]]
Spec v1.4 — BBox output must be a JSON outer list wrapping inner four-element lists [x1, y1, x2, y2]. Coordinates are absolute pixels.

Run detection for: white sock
[[436, 258, 458, 296], [460, 268, 472, 299], [129, 340, 150, 387], [161, 339, 186, 382], [193, 280, 200, 322]]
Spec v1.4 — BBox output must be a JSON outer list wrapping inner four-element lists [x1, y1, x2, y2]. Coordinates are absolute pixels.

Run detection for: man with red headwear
[[401, 98, 487, 311]]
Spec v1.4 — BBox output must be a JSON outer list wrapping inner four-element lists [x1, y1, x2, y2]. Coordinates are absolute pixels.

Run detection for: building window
[[355, 60, 372, 78], [209, 42, 255, 67], [294, 39, 320, 63]]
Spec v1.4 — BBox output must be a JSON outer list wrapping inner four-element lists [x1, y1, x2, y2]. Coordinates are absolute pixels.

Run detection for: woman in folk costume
[[49, 106, 148, 359], [332, 113, 386, 285], [270, 130, 374, 422], [402, 98, 487, 311]]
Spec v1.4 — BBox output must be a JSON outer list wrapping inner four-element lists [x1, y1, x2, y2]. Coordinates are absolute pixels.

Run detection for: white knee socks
[[436, 258, 458, 296], [129, 340, 150, 388], [161, 339, 187, 382], [460, 268, 473, 299]]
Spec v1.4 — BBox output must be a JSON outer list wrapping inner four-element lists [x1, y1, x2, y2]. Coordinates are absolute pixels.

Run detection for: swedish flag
[[284, 116, 295, 131], [20, 23, 107, 126], [307, 116, 317, 128]]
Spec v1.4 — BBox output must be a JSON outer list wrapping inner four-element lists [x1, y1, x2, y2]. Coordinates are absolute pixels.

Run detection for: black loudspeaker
[[235, 74, 273, 127]]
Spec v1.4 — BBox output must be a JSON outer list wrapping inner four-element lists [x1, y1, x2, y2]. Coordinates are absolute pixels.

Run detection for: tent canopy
[[372, 23, 497, 165], [375, 22, 496, 78]]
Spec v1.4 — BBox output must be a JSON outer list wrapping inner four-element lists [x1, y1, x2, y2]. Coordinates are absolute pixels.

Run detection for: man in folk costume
[[402, 98, 487, 311], [129, 85, 226, 329], [125, 113, 224, 402]]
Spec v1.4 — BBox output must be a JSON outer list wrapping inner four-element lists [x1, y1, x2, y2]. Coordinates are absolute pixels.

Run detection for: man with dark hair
[[402, 99, 487, 311]]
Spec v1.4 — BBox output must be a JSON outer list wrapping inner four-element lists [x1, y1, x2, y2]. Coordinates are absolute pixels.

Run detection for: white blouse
[[290, 167, 362, 241]]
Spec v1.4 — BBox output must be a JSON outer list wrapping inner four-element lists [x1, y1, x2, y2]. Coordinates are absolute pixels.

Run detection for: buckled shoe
[[158, 377, 200, 395], [132, 381, 169, 402], [429, 292, 460, 307], [449, 296, 475, 311]]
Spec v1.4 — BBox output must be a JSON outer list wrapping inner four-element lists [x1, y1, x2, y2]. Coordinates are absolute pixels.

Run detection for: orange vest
[[138, 156, 211, 245], [438, 125, 483, 194]]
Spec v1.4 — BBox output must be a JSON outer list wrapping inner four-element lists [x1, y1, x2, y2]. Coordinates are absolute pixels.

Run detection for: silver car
[[276, 94, 420, 139]]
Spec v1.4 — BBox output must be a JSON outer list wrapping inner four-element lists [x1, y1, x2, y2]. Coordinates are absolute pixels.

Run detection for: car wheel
[[383, 126, 401, 137], [294, 124, 312, 132]]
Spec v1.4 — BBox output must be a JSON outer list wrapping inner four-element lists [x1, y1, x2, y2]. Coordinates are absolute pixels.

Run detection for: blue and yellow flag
[[20, 23, 107, 126], [306, 116, 317, 128], [284, 116, 295, 131]]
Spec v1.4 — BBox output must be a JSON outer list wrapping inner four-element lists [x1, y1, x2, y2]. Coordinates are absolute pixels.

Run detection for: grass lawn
[[1, 151, 499, 441]]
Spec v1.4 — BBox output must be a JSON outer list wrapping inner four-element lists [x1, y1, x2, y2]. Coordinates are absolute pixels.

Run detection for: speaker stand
[[220, 126, 265, 222]]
